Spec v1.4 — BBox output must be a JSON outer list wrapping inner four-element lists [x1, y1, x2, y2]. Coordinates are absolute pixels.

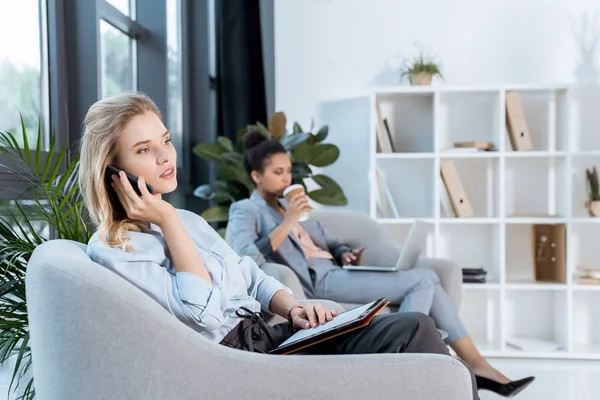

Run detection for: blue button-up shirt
[[87, 209, 293, 343]]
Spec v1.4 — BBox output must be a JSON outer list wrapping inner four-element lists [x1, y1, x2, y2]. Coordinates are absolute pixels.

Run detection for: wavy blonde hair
[[79, 91, 162, 252]]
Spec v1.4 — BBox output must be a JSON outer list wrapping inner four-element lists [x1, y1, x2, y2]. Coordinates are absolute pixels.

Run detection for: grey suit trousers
[[309, 258, 469, 343]]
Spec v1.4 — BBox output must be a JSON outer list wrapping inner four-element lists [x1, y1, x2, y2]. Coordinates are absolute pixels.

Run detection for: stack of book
[[462, 267, 487, 284], [443, 141, 496, 153], [575, 265, 600, 285]]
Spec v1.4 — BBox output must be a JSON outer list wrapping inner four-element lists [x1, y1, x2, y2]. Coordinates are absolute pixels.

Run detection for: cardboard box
[[530, 224, 566, 283]]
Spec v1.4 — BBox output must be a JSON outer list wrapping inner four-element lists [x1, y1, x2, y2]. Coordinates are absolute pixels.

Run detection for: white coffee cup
[[283, 184, 310, 222]]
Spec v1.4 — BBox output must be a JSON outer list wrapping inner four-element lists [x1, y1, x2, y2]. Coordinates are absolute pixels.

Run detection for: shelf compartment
[[570, 224, 600, 284], [437, 90, 501, 152], [375, 92, 434, 153], [504, 156, 568, 218], [571, 155, 600, 218], [439, 157, 499, 218], [571, 86, 600, 152], [504, 88, 569, 152], [375, 158, 434, 218], [572, 291, 600, 355], [505, 224, 567, 284], [459, 288, 502, 352], [438, 224, 501, 283], [504, 289, 569, 353]]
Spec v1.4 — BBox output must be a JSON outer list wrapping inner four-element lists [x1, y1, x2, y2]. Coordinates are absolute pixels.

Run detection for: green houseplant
[[0, 119, 91, 400], [400, 47, 443, 86], [585, 166, 600, 217], [192, 112, 347, 224]]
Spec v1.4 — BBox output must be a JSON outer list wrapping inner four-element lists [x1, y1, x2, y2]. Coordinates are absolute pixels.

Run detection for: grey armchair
[[261, 209, 463, 312], [26, 239, 473, 400]]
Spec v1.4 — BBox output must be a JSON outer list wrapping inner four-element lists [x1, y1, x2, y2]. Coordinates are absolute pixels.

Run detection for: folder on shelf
[[375, 100, 395, 153], [375, 166, 400, 218], [440, 160, 474, 218], [438, 178, 456, 217], [530, 224, 566, 283], [505, 91, 533, 151]]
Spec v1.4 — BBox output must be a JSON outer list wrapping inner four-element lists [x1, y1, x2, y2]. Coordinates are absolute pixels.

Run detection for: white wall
[[274, 0, 600, 213]]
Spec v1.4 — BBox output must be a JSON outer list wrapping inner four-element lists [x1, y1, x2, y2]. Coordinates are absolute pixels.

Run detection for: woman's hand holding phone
[[110, 171, 175, 226]]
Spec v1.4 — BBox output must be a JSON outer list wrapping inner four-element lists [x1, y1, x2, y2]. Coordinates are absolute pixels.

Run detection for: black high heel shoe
[[475, 375, 535, 398]]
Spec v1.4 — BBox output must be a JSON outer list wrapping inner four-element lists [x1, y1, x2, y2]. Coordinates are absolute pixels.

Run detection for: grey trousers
[[310, 258, 469, 343]]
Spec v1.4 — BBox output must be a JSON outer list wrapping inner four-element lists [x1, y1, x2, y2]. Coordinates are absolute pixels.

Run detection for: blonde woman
[[77, 91, 483, 399]]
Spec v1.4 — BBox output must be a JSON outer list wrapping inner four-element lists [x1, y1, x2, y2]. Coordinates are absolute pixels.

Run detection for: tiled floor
[[0, 357, 599, 399]]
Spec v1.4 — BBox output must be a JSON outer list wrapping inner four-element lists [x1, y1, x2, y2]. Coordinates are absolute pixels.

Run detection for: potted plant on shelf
[[192, 111, 347, 228], [585, 166, 600, 217], [400, 48, 443, 86]]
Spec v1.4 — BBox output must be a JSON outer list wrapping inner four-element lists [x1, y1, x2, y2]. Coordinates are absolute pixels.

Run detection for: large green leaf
[[201, 205, 230, 222], [192, 181, 233, 203], [291, 141, 312, 164], [279, 132, 310, 151], [292, 162, 312, 179], [221, 151, 243, 165], [314, 125, 329, 143], [293, 122, 303, 134], [192, 142, 226, 162], [247, 122, 271, 138], [312, 174, 342, 192], [307, 187, 348, 206], [227, 180, 251, 201], [310, 144, 340, 167], [217, 136, 233, 152]]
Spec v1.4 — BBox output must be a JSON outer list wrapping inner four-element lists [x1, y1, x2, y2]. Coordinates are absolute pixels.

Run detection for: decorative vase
[[585, 200, 600, 217], [409, 72, 433, 86]]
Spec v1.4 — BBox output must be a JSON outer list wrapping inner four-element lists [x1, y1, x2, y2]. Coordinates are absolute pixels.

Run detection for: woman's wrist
[[286, 303, 303, 321]]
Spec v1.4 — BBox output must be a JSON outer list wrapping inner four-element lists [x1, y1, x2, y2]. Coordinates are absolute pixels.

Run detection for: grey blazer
[[226, 191, 352, 298]]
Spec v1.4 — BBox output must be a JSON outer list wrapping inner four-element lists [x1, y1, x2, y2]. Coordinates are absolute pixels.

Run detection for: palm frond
[[0, 116, 93, 400]]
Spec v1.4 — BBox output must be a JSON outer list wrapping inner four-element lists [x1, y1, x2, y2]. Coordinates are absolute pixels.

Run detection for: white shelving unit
[[368, 83, 600, 360]]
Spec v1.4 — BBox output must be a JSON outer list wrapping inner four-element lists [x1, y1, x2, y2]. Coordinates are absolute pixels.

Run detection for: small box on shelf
[[505, 156, 568, 218], [459, 289, 502, 352], [374, 92, 434, 153], [504, 88, 569, 152], [439, 158, 499, 218], [571, 86, 600, 152], [375, 158, 434, 218], [572, 291, 600, 354], [438, 224, 501, 284], [504, 289, 569, 353], [437, 91, 501, 152]]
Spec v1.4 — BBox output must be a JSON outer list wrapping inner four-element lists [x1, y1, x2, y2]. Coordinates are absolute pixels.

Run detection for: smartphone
[[105, 165, 155, 196]]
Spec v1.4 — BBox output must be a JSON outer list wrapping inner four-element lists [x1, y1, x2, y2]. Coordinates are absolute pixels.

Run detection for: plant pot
[[409, 72, 433, 86], [585, 200, 600, 217]]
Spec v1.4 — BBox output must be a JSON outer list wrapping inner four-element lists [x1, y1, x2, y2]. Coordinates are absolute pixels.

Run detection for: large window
[[100, 19, 136, 98], [0, 0, 48, 148], [106, 0, 131, 17]]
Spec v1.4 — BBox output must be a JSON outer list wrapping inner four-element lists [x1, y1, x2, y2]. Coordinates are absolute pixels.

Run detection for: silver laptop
[[342, 220, 433, 272]]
